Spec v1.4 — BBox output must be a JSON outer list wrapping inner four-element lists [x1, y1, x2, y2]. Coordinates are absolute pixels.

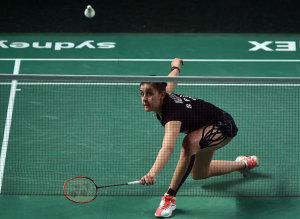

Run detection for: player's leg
[[191, 147, 246, 180], [155, 127, 202, 218], [192, 153, 260, 180], [155, 125, 228, 218], [191, 124, 259, 179], [168, 125, 233, 193], [199, 159, 246, 178]]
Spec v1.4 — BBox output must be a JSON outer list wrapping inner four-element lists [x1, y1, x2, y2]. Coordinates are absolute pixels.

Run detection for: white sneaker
[[235, 155, 260, 176], [155, 195, 176, 218]]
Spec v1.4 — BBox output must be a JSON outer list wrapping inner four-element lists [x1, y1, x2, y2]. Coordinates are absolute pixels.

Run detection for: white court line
[[0, 59, 20, 193], [0, 82, 299, 87], [1, 58, 300, 62]]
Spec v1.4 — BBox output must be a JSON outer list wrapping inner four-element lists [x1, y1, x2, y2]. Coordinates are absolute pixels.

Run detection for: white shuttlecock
[[84, 5, 95, 18]]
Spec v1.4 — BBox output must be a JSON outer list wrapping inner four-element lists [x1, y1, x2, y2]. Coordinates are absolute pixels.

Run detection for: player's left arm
[[166, 58, 184, 94], [141, 121, 181, 185]]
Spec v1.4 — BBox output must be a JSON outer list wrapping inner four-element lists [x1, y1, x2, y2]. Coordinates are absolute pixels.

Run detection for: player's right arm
[[140, 121, 181, 185], [166, 58, 183, 94]]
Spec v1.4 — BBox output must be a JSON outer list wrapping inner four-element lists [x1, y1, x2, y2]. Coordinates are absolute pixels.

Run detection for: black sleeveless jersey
[[156, 93, 223, 134]]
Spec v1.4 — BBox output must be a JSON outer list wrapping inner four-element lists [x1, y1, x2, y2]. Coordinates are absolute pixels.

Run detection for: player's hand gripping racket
[[63, 176, 140, 203]]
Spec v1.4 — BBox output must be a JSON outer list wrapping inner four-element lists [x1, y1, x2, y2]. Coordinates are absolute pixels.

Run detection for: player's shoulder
[[166, 93, 185, 104]]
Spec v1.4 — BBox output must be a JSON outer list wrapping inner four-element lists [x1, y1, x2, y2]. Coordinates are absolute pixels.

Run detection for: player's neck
[[154, 94, 165, 117]]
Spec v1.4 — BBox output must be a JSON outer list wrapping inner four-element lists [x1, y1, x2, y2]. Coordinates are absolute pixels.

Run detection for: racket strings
[[64, 177, 97, 202]]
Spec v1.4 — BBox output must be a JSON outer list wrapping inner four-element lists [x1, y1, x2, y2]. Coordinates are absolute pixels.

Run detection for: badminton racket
[[63, 176, 140, 203]]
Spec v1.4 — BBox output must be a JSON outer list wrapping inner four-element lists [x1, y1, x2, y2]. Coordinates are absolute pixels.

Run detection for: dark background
[[1, 0, 300, 33]]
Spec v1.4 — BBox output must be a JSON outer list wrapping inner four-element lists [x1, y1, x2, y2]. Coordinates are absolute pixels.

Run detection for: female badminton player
[[139, 58, 259, 218]]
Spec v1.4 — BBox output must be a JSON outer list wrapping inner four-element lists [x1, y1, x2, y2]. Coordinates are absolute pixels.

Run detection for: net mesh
[[0, 76, 299, 197]]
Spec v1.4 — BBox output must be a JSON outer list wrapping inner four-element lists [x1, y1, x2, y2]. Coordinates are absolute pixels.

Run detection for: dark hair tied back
[[140, 75, 167, 93]]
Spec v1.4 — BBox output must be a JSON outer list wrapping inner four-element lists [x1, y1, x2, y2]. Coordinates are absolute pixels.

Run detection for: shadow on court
[[235, 197, 300, 219], [201, 172, 271, 192], [179, 172, 271, 197]]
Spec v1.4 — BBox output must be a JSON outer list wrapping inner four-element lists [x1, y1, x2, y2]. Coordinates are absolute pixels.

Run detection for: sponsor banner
[[0, 40, 116, 51]]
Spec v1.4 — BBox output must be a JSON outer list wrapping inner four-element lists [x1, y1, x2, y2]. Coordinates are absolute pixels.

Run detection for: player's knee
[[182, 136, 196, 155]]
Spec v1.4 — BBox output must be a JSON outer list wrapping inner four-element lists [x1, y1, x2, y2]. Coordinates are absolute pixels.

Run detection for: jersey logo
[[169, 94, 183, 103], [186, 104, 192, 109], [169, 94, 194, 109], [178, 94, 196, 101]]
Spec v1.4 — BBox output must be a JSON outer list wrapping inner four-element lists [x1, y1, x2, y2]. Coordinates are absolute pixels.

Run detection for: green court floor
[[1, 34, 300, 218], [1, 196, 300, 219]]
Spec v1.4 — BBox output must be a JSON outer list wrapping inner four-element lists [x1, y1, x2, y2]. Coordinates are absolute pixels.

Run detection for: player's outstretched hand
[[171, 58, 184, 69], [140, 173, 156, 185]]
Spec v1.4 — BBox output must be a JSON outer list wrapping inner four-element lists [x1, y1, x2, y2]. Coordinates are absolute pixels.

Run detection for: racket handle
[[128, 180, 141, 185]]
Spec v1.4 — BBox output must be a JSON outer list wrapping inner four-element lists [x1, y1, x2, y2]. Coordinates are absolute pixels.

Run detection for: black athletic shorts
[[214, 111, 238, 137]]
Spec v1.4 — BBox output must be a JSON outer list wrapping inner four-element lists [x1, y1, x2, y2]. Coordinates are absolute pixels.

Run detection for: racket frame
[[63, 176, 97, 203]]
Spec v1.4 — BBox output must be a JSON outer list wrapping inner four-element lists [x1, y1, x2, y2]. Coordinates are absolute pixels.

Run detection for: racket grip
[[128, 180, 141, 185]]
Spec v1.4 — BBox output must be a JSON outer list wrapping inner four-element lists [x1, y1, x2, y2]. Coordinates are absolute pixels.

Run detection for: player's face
[[140, 83, 165, 112]]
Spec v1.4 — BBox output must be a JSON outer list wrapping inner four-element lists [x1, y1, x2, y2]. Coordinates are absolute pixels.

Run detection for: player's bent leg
[[191, 137, 232, 180], [158, 124, 235, 217], [190, 125, 234, 180], [168, 126, 231, 189]]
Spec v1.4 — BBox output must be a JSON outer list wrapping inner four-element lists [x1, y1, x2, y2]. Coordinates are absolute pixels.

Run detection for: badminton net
[[0, 74, 299, 197]]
